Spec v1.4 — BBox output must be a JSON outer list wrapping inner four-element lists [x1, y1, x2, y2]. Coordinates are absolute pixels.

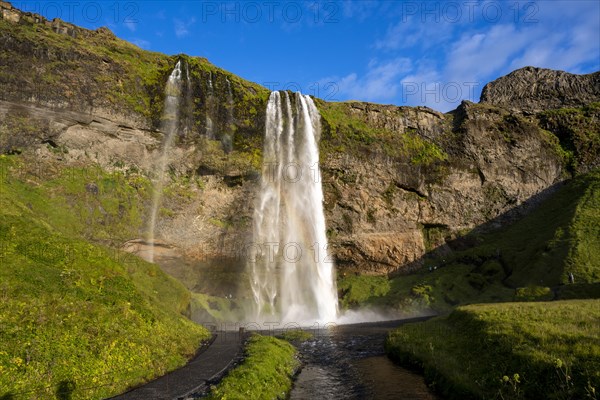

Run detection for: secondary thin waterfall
[[147, 61, 182, 262], [249, 91, 338, 324], [206, 72, 214, 139]]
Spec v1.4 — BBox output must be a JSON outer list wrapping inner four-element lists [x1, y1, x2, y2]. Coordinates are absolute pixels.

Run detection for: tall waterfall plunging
[[147, 61, 183, 262], [248, 91, 338, 324]]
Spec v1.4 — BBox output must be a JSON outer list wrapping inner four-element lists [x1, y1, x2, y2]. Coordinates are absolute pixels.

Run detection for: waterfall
[[183, 62, 193, 136], [222, 77, 234, 152], [206, 72, 214, 139], [248, 91, 338, 324], [226, 78, 233, 105], [146, 61, 183, 262]]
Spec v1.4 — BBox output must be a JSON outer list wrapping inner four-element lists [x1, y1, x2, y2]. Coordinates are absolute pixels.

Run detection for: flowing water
[[206, 72, 215, 139], [221, 77, 234, 152], [248, 91, 338, 324], [290, 320, 440, 400], [147, 61, 183, 262]]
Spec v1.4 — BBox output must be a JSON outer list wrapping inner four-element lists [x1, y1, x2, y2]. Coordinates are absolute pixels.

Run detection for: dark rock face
[[480, 66, 600, 112]]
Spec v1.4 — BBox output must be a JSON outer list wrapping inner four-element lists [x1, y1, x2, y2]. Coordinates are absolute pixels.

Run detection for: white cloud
[[124, 20, 137, 32], [375, 16, 455, 51], [319, 0, 599, 112], [174, 17, 196, 38], [445, 24, 532, 84], [341, 1, 382, 21], [444, 1, 600, 87], [322, 58, 412, 103]]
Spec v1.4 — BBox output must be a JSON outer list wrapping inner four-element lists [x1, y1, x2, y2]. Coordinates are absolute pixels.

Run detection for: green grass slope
[[338, 170, 600, 312], [0, 155, 210, 399], [206, 334, 299, 400], [386, 300, 600, 400]]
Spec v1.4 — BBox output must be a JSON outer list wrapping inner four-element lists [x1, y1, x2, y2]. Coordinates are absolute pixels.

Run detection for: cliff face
[[1, 2, 599, 275], [480, 66, 600, 112], [318, 100, 566, 273]]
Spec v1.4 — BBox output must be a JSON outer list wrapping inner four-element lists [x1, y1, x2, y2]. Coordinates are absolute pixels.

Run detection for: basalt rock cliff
[[1, 1, 599, 276], [480, 66, 600, 112]]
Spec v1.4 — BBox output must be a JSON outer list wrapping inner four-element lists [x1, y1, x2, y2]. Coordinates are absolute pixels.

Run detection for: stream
[[150, 253, 440, 399], [289, 320, 440, 400]]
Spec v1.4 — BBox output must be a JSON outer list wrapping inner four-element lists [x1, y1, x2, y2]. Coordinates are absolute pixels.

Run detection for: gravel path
[[107, 330, 246, 400]]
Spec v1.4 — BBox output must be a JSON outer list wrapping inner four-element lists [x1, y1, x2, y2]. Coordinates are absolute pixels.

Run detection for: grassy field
[[0, 155, 210, 399], [206, 334, 299, 400], [338, 170, 600, 313], [386, 300, 600, 400]]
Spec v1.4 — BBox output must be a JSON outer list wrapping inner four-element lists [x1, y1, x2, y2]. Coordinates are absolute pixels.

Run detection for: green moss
[[338, 274, 391, 308], [382, 182, 397, 208], [538, 105, 600, 174], [1, 156, 150, 246], [190, 292, 242, 322], [403, 128, 448, 165], [386, 300, 600, 399], [410, 284, 435, 306], [0, 155, 210, 399], [317, 101, 447, 167], [540, 129, 577, 173], [514, 285, 554, 301], [277, 329, 314, 343], [422, 224, 450, 252], [374, 170, 600, 313], [388, 265, 511, 313], [206, 334, 299, 400], [0, 112, 43, 154], [564, 171, 600, 282]]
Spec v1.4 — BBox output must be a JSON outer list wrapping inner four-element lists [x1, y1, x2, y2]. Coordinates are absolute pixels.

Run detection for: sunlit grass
[[206, 334, 299, 400], [0, 156, 210, 399], [386, 300, 600, 400]]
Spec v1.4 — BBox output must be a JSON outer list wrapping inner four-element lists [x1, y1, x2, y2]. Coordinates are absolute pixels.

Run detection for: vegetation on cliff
[[538, 102, 600, 174], [0, 5, 269, 158], [317, 100, 448, 167], [0, 155, 210, 399], [379, 169, 600, 398], [339, 169, 600, 312]]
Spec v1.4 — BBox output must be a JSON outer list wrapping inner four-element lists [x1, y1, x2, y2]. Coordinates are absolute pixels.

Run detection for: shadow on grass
[[56, 380, 76, 400], [345, 171, 599, 311]]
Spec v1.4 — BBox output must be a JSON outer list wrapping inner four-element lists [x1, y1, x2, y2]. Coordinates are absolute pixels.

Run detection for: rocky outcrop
[[320, 100, 565, 274], [480, 66, 600, 112], [1, 2, 599, 276]]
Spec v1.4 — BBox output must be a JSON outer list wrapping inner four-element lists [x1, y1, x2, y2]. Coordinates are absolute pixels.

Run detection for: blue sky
[[14, 0, 600, 112]]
